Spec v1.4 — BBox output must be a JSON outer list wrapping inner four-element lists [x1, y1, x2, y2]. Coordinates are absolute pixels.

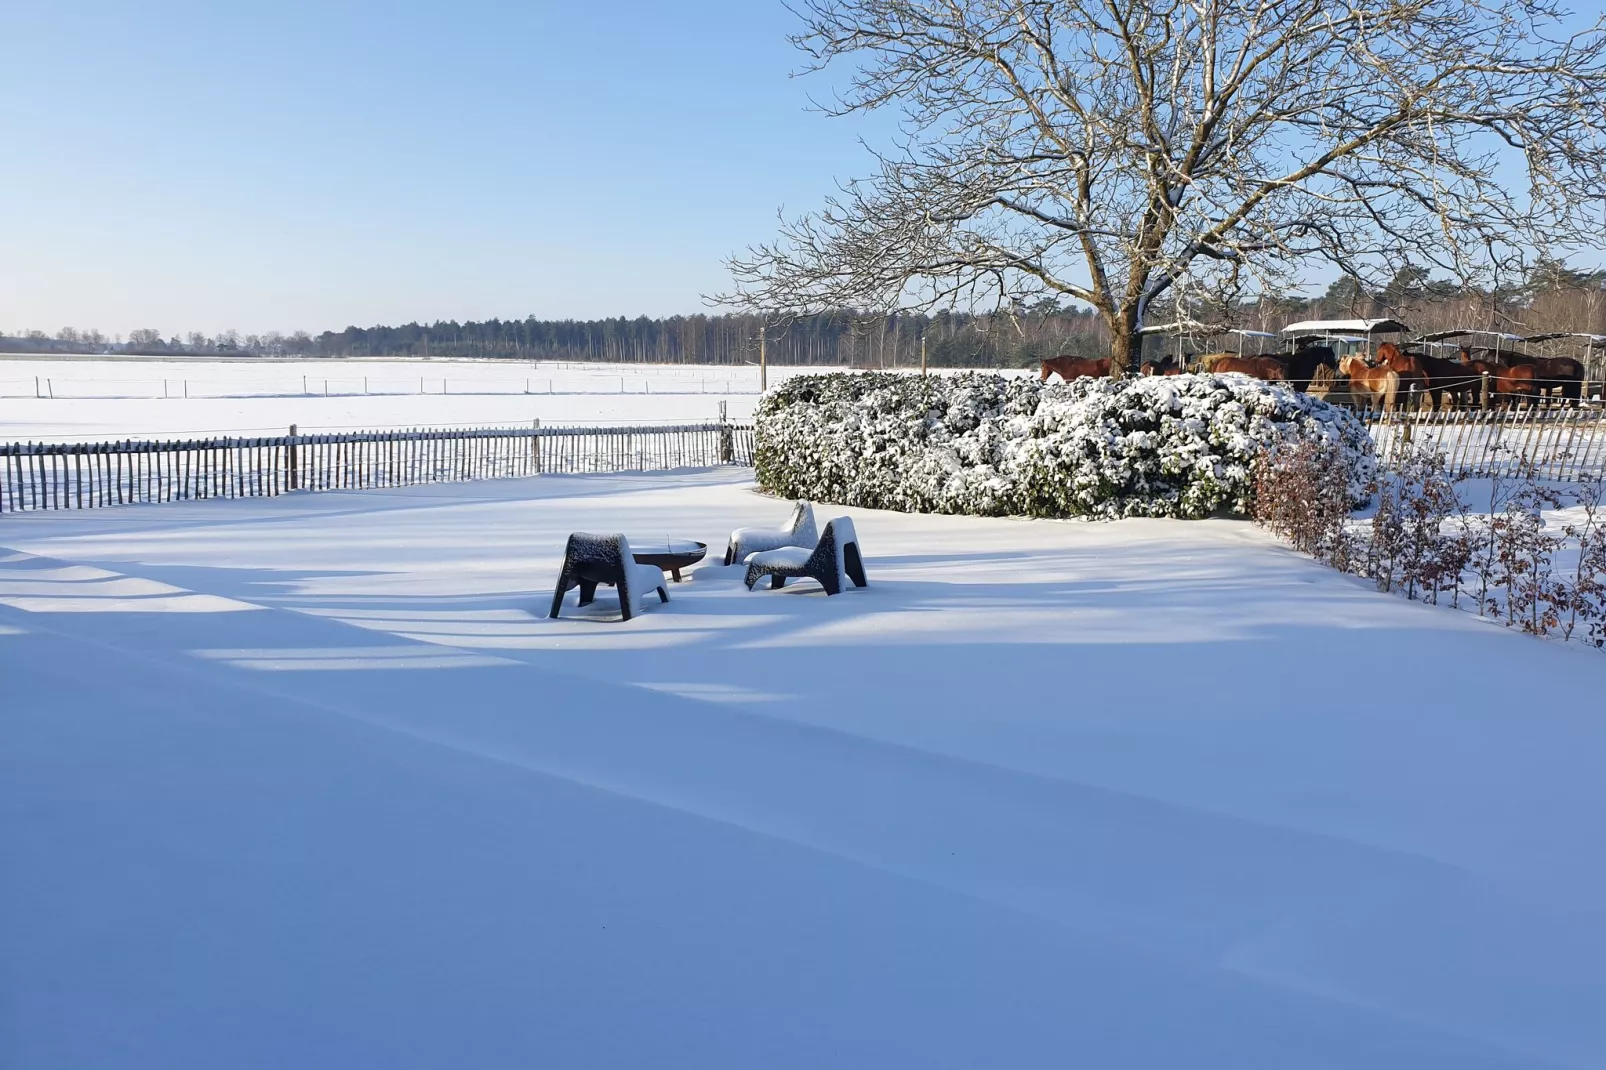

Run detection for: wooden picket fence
[[1366, 404, 1606, 480], [0, 421, 755, 513]]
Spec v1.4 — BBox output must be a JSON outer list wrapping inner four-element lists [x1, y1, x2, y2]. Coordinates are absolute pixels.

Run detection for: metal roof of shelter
[[1418, 329, 1522, 343], [1135, 321, 1222, 335], [1522, 331, 1606, 345], [1281, 318, 1409, 336], [1290, 334, 1370, 346]]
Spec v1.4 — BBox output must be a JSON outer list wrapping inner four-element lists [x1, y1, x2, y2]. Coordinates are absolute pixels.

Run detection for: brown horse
[[1466, 359, 1540, 407], [1375, 342, 1431, 409], [1283, 345, 1337, 391], [1307, 363, 1345, 404], [1416, 351, 1483, 408], [1040, 356, 1112, 382], [1139, 357, 1184, 376], [1200, 353, 1289, 382], [1505, 354, 1585, 401], [1339, 355, 1400, 411]]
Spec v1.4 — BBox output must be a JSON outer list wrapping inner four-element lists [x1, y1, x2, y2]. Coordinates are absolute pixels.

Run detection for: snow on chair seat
[[548, 532, 669, 622], [724, 500, 818, 566], [743, 518, 867, 595], [746, 545, 812, 569]]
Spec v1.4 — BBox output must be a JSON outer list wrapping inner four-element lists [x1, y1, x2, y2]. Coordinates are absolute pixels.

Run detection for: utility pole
[[759, 325, 768, 392]]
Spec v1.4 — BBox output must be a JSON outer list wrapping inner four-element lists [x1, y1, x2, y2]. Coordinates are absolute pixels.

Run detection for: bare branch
[[719, 0, 1606, 368]]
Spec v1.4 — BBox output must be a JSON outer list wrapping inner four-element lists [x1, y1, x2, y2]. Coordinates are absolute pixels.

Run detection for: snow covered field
[[3, 468, 1604, 1068], [0, 357, 982, 441]]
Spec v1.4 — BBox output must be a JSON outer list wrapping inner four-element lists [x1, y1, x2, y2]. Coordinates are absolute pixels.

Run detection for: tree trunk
[[1108, 307, 1141, 376]]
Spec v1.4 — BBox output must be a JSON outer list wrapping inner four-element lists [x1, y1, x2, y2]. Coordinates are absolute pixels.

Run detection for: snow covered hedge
[[754, 371, 1375, 520]]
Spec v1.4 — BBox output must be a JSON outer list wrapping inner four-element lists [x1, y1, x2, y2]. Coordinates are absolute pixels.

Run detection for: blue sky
[[0, 1, 879, 336]]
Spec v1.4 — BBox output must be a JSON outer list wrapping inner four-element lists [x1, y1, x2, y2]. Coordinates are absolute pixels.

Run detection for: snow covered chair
[[723, 500, 818, 566], [743, 517, 867, 595], [548, 533, 669, 622]]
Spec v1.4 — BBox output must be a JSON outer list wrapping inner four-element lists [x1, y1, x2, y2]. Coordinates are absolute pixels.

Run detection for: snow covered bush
[[755, 371, 1375, 520], [1254, 440, 1606, 652], [1251, 440, 1366, 570]]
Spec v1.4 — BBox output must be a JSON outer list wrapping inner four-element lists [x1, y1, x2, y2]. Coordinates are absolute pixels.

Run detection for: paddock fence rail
[[1365, 405, 1606, 481], [0, 373, 766, 400], [0, 421, 756, 514]]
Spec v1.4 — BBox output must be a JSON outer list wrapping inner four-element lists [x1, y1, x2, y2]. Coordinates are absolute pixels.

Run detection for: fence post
[[288, 425, 299, 490], [1480, 372, 1490, 410], [1403, 387, 1416, 443]]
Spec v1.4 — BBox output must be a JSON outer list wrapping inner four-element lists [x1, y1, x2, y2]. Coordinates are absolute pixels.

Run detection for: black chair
[[743, 518, 867, 595], [724, 500, 817, 566], [549, 533, 669, 622]]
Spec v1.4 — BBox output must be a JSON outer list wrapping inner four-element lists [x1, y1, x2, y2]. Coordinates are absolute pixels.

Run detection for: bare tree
[[720, 0, 1606, 370]]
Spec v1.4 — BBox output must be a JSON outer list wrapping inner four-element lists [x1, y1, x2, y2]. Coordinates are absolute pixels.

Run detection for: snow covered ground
[[0, 357, 998, 440], [3, 467, 1604, 1068]]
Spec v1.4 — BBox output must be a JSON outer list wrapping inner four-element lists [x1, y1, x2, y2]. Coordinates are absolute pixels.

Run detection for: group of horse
[[1038, 344, 1589, 411]]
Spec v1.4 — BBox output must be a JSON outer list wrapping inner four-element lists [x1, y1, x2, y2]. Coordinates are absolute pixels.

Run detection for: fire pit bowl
[[629, 539, 708, 582]]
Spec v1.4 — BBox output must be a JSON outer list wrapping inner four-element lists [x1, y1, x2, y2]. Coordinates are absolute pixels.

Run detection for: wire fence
[[1366, 404, 1606, 480], [0, 421, 756, 514], [0, 374, 765, 400]]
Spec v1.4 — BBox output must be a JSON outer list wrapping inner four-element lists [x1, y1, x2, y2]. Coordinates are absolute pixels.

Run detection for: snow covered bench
[[723, 500, 817, 566], [548, 533, 669, 622], [743, 517, 867, 596]]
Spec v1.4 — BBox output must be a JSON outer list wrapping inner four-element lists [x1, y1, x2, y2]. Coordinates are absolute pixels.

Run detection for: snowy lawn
[[3, 468, 1605, 1069], [0, 358, 1026, 440]]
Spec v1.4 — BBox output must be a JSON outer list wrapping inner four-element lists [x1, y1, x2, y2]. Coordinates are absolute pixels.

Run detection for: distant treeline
[[299, 311, 1119, 367], [6, 262, 1604, 366], [2, 312, 1112, 367]]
